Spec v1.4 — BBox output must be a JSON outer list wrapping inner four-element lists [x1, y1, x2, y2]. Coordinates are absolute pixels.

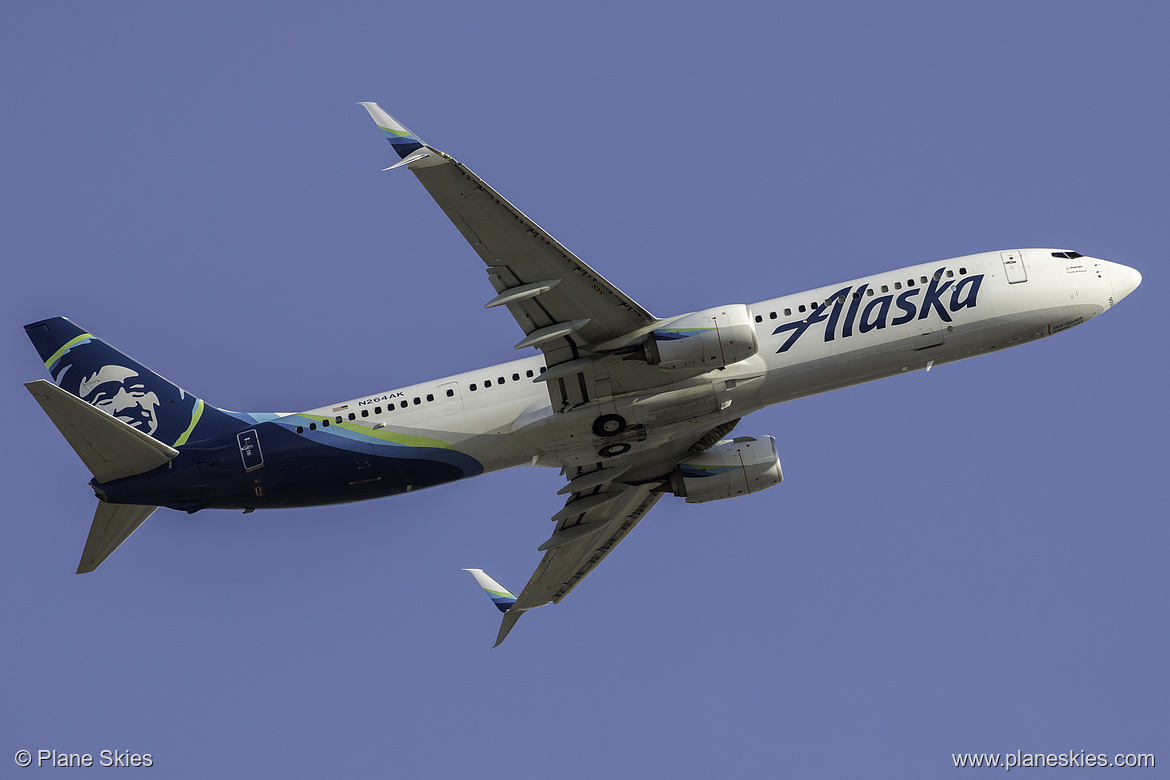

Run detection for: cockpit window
[[1051, 251, 1084, 259]]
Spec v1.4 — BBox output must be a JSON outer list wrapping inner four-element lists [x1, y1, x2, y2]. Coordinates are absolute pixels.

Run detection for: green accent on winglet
[[378, 124, 413, 139], [44, 333, 93, 370]]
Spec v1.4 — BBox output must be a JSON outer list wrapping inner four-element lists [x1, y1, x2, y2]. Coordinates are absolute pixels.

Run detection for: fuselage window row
[[753, 267, 970, 325], [292, 366, 547, 433]]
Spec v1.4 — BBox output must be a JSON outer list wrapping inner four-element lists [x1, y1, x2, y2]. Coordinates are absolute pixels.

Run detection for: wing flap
[[512, 483, 662, 613], [410, 160, 655, 343]]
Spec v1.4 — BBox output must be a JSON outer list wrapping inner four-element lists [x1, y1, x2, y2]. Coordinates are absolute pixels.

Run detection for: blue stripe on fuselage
[[95, 421, 483, 511]]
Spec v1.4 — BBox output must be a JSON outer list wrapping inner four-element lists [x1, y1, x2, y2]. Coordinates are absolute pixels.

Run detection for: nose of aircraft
[[1105, 261, 1142, 303]]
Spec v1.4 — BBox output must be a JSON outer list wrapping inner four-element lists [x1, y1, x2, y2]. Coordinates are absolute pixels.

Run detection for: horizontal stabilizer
[[25, 379, 178, 483], [78, 502, 158, 573]]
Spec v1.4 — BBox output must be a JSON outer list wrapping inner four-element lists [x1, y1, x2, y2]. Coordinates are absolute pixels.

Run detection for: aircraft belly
[[511, 375, 745, 467]]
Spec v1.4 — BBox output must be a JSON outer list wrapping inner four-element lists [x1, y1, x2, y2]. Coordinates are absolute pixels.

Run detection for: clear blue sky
[[3, 2, 1165, 776]]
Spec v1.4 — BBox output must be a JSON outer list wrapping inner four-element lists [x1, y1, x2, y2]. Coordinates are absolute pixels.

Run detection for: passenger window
[[296, 426, 304, 434], [348, 413, 356, 421], [400, 401, 408, 409], [497, 377, 505, 384], [784, 308, 791, 316], [485, 380, 492, 388], [539, 366, 546, 374], [881, 284, 889, 293], [921, 276, 928, 283], [959, 266, 967, 274], [322, 419, 330, 427], [309, 422, 317, 431], [470, 383, 477, 391], [446, 388, 454, 397], [769, 311, 777, 319], [907, 279, 915, 287], [866, 288, 874, 296], [799, 304, 806, 313], [525, 370, 534, 378], [512, 373, 520, 381], [894, 281, 902, 290], [361, 409, 369, 418], [413, 397, 421, 405], [335, 416, 343, 423], [426, 394, 434, 402], [375, 406, 382, 414], [946, 270, 954, 278], [755, 315, 762, 323]]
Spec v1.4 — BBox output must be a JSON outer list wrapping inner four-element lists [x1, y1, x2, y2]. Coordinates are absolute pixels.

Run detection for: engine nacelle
[[644, 304, 758, 370], [669, 436, 783, 503]]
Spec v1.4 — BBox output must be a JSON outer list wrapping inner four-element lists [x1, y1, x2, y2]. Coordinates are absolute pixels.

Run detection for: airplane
[[25, 102, 1142, 646]]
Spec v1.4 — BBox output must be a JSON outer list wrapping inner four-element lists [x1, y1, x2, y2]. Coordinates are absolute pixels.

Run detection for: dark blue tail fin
[[25, 317, 240, 447]]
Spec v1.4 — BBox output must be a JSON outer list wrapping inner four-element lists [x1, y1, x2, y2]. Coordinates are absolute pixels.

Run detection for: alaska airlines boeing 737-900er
[[25, 103, 1142, 645]]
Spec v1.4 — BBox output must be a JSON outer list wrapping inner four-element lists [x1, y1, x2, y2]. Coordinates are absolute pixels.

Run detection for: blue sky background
[[2, 2, 1165, 776]]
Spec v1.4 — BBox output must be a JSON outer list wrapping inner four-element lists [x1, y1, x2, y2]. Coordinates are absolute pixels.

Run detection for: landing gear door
[[1001, 251, 1027, 284]]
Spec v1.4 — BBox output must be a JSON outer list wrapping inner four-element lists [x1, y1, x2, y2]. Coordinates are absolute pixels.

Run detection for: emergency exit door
[[1001, 251, 1027, 283]]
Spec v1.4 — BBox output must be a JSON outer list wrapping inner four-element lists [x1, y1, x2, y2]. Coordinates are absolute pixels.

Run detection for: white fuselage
[[297, 249, 1134, 480]]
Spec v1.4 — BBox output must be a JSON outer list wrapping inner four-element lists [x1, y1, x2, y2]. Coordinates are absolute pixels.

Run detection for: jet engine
[[669, 435, 783, 503], [640, 304, 758, 370]]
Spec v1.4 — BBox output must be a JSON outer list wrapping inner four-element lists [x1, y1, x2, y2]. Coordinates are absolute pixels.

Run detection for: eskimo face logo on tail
[[773, 267, 984, 353], [76, 365, 163, 435], [51, 341, 198, 445]]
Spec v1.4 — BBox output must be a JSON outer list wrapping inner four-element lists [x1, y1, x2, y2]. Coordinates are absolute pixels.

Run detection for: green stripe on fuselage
[[294, 416, 455, 450]]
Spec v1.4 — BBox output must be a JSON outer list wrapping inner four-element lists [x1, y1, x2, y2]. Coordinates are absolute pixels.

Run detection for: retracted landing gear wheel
[[598, 442, 632, 458], [592, 414, 627, 438]]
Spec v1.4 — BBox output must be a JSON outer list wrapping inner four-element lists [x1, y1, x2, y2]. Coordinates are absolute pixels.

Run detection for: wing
[[359, 103, 680, 409], [493, 476, 664, 646], [484, 421, 738, 646], [360, 106, 741, 645]]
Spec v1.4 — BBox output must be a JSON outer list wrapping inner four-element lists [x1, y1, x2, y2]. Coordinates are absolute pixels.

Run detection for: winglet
[[357, 102, 428, 164], [463, 568, 517, 613], [464, 568, 526, 647]]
